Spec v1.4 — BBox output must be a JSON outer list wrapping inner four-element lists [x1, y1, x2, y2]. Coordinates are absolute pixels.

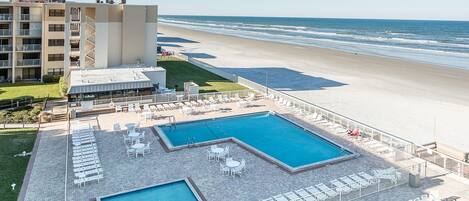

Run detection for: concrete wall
[[142, 70, 166, 88], [121, 5, 145, 65]]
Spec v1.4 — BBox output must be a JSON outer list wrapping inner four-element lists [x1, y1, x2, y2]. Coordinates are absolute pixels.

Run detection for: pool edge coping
[[95, 177, 205, 201], [152, 111, 360, 174]]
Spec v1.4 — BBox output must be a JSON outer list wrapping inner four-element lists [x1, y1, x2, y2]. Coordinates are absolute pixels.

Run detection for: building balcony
[[0, 45, 12, 52], [0, 60, 11, 67], [0, 14, 13, 21], [17, 59, 40, 67], [17, 29, 42, 37], [16, 44, 41, 51], [71, 31, 80, 37], [70, 61, 80, 68], [71, 47, 80, 52], [0, 29, 12, 36]]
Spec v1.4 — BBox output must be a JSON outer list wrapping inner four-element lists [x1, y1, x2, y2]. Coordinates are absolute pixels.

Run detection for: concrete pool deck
[[21, 99, 469, 201]]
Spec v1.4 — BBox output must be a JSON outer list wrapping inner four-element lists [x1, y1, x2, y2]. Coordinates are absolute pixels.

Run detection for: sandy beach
[[158, 24, 469, 152]]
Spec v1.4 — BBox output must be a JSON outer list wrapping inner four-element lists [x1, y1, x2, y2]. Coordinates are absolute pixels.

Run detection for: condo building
[[0, 0, 158, 83]]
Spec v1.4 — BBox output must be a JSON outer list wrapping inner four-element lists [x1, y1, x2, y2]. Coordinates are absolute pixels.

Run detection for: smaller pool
[[98, 179, 202, 201]]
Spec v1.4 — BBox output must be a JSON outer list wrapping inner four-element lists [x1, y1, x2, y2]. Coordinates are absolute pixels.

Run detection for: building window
[[48, 39, 64, 46], [47, 68, 64, 76], [48, 24, 64, 32], [48, 54, 64, 61], [49, 9, 65, 17], [22, 68, 40, 80]]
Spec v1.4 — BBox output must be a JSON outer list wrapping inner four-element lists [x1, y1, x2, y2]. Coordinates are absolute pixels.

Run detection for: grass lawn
[[0, 83, 62, 101], [158, 57, 246, 93], [0, 128, 37, 201]]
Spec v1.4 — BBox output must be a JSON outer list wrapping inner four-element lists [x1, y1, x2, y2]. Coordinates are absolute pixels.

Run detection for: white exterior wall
[[142, 70, 166, 88], [107, 22, 122, 67], [95, 22, 108, 68], [144, 22, 157, 67]]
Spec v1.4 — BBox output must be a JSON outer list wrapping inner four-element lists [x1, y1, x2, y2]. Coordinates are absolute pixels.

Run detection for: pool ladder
[[186, 137, 196, 148], [168, 115, 176, 130]]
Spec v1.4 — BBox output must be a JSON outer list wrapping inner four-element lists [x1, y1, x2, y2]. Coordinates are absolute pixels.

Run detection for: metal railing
[[16, 44, 41, 51], [0, 45, 12, 52], [0, 29, 12, 35], [70, 47, 80, 52], [0, 14, 13, 21], [178, 55, 469, 180], [69, 89, 255, 109], [0, 60, 11, 67], [20, 14, 30, 21], [17, 59, 40, 66], [71, 31, 80, 37], [17, 29, 41, 36]]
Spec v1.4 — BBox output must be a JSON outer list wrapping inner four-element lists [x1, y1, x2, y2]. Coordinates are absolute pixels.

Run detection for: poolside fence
[[176, 54, 469, 181]]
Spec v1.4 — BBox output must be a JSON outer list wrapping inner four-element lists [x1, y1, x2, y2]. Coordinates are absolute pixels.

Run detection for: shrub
[[59, 77, 68, 95], [42, 74, 61, 83]]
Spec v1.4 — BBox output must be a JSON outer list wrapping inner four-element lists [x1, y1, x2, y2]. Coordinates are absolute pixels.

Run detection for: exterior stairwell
[[85, 16, 96, 67]]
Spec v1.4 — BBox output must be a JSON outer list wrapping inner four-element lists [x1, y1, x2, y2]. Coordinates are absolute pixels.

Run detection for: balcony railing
[[0, 29, 12, 36], [70, 61, 80, 67], [0, 60, 11, 67], [71, 47, 80, 52], [0, 45, 12, 52], [17, 59, 40, 67], [17, 29, 41, 36], [17, 44, 41, 51], [0, 14, 13, 21], [71, 31, 80, 37], [20, 14, 30, 21]]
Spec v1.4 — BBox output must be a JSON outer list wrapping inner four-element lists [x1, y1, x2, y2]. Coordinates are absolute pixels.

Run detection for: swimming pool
[[97, 179, 202, 201], [156, 112, 357, 172]]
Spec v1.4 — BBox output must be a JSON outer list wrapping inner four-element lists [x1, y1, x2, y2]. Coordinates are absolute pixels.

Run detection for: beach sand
[[158, 24, 469, 152]]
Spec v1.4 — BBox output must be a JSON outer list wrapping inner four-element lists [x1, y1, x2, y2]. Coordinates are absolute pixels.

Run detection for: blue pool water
[[159, 112, 352, 168], [101, 180, 198, 201]]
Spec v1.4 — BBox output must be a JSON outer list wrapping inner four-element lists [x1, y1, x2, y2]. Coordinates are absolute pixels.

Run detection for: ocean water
[[160, 15, 469, 69], [159, 112, 352, 168]]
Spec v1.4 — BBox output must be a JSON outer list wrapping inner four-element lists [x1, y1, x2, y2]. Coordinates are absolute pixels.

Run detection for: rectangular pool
[[156, 112, 357, 172], [98, 179, 202, 201]]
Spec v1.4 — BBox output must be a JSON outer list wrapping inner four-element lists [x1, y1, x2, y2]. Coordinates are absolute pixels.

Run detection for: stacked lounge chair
[[71, 123, 104, 187]]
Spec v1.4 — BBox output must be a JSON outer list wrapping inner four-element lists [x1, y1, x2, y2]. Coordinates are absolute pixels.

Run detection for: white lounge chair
[[74, 174, 104, 187], [349, 174, 372, 187], [305, 186, 328, 200], [330, 179, 353, 194], [315, 183, 338, 197], [294, 189, 316, 201], [358, 172, 378, 184], [339, 176, 361, 190], [283, 192, 301, 201], [272, 194, 288, 201]]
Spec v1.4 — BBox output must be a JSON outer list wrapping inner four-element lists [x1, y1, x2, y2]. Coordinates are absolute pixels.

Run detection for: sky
[[5, 0, 469, 21]]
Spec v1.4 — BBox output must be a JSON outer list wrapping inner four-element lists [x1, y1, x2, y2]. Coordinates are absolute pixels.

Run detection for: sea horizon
[[160, 15, 469, 69]]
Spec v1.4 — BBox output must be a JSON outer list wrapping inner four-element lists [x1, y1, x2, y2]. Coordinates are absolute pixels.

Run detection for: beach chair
[[272, 194, 289, 201], [358, 172, 378, 184], [305, 186, 328, 200], [260, 198, 274, 201], [284, 192, 301, 201], [315, 183, 338, 197], [294, 189, 316, 201], [339, 176, 361, 190], [330, 179, 353, 194], [349, 174, 372, 187]]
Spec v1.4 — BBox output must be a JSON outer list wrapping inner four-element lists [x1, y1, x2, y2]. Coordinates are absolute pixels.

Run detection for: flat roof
[[68, 66, 165, 95]]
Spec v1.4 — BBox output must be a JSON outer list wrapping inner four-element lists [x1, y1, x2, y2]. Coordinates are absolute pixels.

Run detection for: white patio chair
[[219, 163, 230, 175], [349, 174, 372, 188], [144, 141, 151, 153], [125, 144, 135, 157], [135, 147, 145, 157], [231, 159, 246, 177]]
